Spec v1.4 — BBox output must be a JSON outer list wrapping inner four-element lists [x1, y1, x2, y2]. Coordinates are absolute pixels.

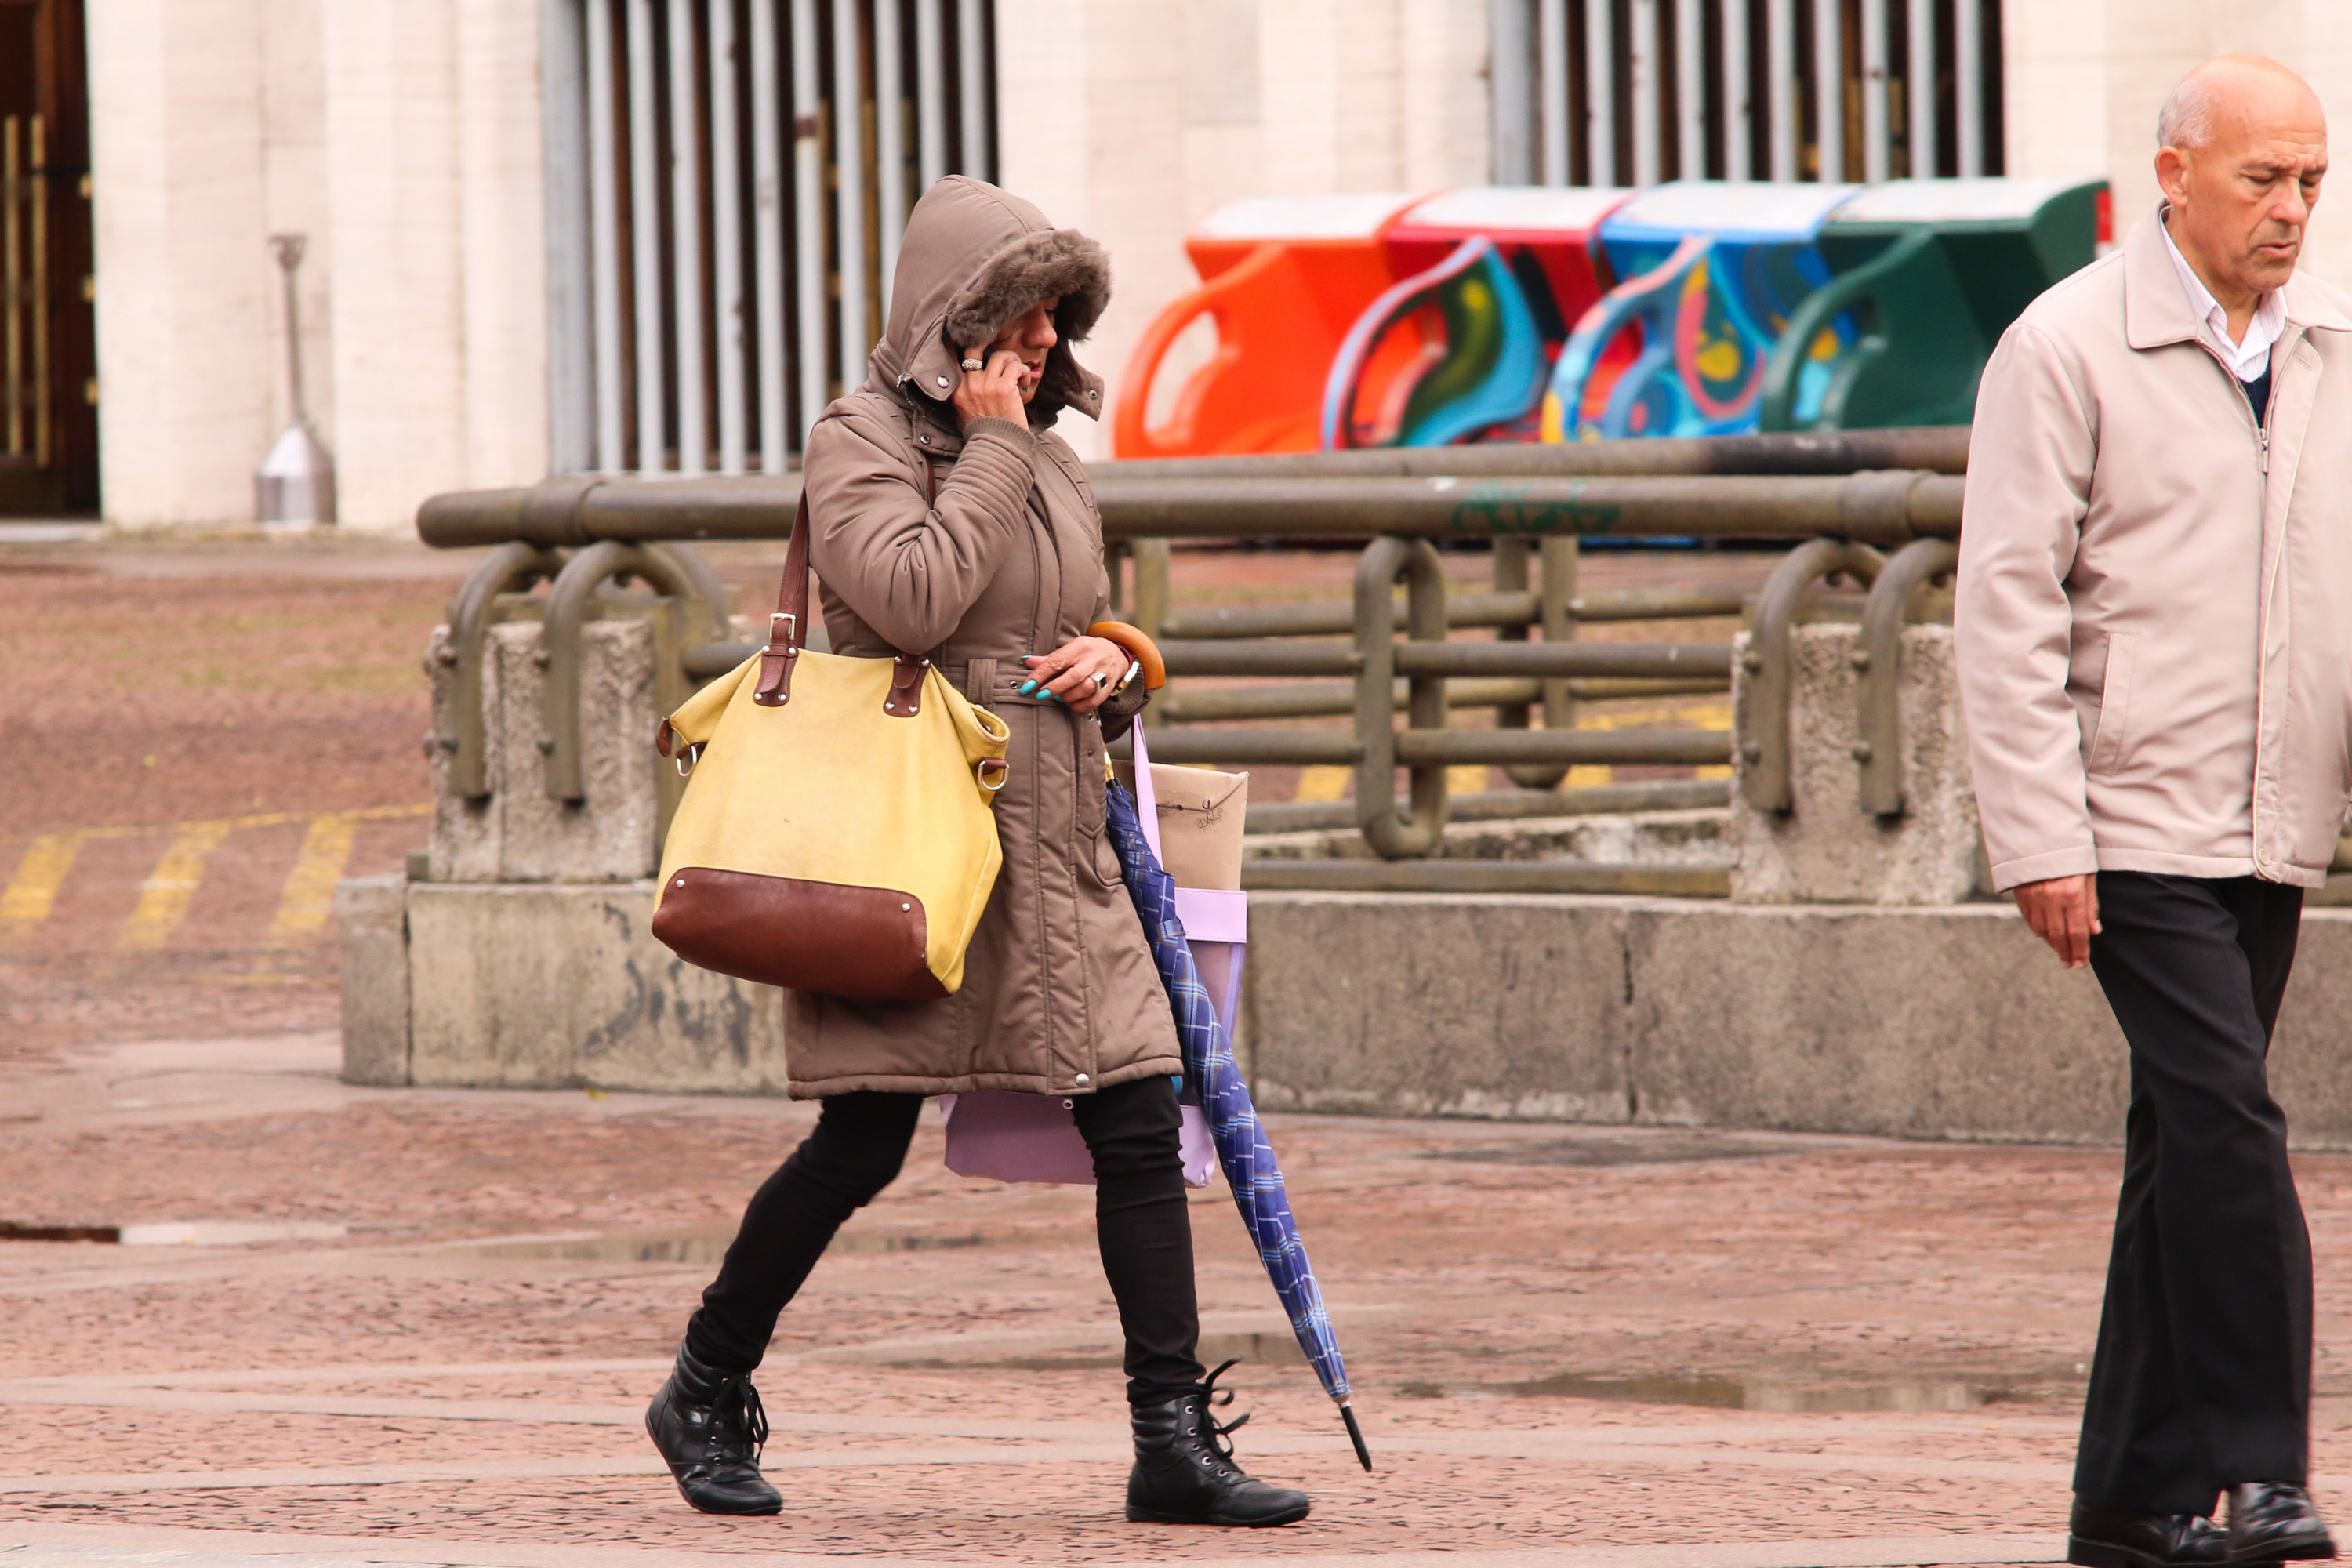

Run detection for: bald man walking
[[1958, 56, 2344, 1568]]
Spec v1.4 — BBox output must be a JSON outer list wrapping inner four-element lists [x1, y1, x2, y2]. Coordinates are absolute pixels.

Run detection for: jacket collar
[[2126, 205, 2352, 349]]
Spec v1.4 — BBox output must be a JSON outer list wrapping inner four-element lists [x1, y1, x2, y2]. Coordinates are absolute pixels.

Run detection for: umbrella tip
[[1340, 1403, 1373, 1472]]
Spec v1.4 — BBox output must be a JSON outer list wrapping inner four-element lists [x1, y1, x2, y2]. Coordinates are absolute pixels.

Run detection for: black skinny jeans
[[688, 1076, 1207, 1405]]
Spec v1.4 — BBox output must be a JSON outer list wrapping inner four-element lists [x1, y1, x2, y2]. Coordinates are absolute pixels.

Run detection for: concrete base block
[[401, 881, 787, 1093], [335, 874, 412, 1086], [1731, 624, 1980, 905], [1244, 893, 2352, 1149], [1246, 809, 1733, 867], [427, 619, 664, 884]]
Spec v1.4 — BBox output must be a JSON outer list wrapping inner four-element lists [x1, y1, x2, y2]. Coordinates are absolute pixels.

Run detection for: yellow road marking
[[260, 813, 361, 953], [1447, 766, 1489, 796], [1294, 767, 1351, 802], [118, 822, 236, 953], [0, 805, 430, 940]]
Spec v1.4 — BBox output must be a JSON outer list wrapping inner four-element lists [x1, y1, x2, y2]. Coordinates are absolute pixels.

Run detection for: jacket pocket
[[2087, 632, 2138, 776]]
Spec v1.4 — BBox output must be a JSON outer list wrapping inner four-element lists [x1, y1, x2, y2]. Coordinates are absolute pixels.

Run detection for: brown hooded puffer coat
[[787, 176, 1182, 1100]]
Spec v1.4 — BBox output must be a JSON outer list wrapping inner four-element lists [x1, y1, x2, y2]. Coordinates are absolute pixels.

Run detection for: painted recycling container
[[1540, 180, 1861, 443], [1317, 186, 1632, 449], [1113, 192, 1421, 459], [1118, 179, 2110, 458], [1754, 176, 2109, 432]]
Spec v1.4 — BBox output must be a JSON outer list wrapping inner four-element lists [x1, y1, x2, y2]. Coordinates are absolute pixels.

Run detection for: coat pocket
[[2087, 632, 2139, 776]]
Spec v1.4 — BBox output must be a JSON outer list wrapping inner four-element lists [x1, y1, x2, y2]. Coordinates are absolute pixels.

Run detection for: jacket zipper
[[2205, 334, 2286, 872]]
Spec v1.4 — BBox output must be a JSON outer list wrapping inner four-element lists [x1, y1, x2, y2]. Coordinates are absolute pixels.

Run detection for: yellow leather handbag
[[651, 499, 1010, 1000]]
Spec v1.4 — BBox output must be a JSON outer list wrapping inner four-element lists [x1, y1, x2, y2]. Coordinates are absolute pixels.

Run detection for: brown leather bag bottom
[[651, 867, 948, 1001]]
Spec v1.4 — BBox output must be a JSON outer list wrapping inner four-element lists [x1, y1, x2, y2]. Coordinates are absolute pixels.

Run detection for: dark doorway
[[0, 0, 96, 515]]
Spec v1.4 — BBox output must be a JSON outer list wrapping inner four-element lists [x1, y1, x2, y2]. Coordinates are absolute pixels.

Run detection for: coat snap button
[[1074, 1073, 1091, 1087], [935, 375, 949, 387], [920, 434, 931, 444]]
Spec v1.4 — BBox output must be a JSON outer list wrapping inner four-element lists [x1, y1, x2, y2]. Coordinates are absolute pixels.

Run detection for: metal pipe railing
[[419, 441, 1960, 869]]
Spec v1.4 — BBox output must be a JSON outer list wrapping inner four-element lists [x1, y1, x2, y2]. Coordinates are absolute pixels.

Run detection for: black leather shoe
[[2228, 1484, 2337, 1562], [2069, 1501, 2231, 1568], [644, 1343, 782, 1516], [1126, 1361, 1311, 1527]]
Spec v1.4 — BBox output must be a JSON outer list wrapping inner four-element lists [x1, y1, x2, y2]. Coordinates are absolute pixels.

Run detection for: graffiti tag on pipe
[[1442, 481, 1624, 536]]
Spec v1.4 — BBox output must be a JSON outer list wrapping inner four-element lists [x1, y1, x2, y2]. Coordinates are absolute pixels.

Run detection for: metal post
[[1537, 0, 1570, 186], [832, 0, 869, 394], [1585, 0, 1615, 185], [1674, 0, 1704, 177], [790, 0, 829, 432], [956, 0, 989, 177], [666, 0, 707, 476], [1955, 0, 1984, 175], [1860, 0, 1889, 182], [915, 0, 947, 188], [875, 0, 908, 311], [749, 0, 788, 468], [1812, 0, 1842, 181], [1905, 0, 1936, 176], [1630, 0, 1661, 186], [710, 0, 748, 475], [541, 0, 595, 477], [1767, 0, 1795, 180], [586, 0, 626, 471], [1356, 538, 1450, 859], [1490, 0, 1535, 185], [1722, 0, 1751, 179], [1536, 535, 1578, 771], [626, 0, 665, 471]]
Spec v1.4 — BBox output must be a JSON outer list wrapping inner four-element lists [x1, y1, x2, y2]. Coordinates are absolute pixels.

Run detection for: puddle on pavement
[[888, 1330, 1309, 1374], [1427, 1134, 1795, 1168], [461, 1228, 991, 1265], [0, 1220, 348, 1246], [1399, 1367, 2082, 1411]]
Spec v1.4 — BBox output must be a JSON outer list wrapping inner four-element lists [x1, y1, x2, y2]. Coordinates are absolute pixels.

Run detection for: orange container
[[1114, 193, 1424, 459]]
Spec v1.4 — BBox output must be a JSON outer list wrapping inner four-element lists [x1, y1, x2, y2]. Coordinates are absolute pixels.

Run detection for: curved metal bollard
[[437, 542, 567, 800], [1354, 537, 1450, 858], [1853, 536, 1960, 818], [538, 541, 730, 801], [1739, 536, 1886, 813]]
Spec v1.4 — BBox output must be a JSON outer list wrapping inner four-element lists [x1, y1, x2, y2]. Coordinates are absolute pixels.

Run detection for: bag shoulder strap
[[751, 497, 811, 708], [753, 485, 934, 719]]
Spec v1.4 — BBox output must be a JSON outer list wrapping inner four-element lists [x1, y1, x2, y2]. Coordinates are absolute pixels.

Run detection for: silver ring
[[960, 358, 985, 371], [1089, 671, 1109, 691]]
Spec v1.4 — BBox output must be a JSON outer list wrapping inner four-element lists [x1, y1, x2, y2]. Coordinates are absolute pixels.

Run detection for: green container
[[1759, 177, 2107, 432]]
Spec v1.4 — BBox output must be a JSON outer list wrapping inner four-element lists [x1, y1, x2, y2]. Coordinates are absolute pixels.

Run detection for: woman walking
[[643, 176, 1312, 1530]]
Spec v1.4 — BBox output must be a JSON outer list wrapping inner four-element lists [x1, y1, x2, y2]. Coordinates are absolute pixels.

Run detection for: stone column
[[1730, 622, 1982, 906]]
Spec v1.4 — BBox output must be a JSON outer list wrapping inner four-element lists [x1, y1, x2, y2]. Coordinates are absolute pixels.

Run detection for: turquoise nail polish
[[1018, 680, 1036, 694]]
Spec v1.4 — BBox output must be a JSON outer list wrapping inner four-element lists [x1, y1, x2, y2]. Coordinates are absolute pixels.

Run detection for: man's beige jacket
[[1957, 212, 2352, 893]]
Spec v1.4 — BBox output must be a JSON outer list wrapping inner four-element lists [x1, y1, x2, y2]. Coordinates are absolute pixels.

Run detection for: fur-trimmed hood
[[869, 176, 1111, 426]]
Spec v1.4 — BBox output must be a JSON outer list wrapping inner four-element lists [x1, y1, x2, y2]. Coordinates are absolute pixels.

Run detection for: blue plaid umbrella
[[1105, 778, 1372, 1472]]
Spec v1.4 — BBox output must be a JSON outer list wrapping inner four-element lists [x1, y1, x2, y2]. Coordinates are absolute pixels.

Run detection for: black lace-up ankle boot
[[1126, 1361, 1311, 1527], [645, 1342, 782, 1515]]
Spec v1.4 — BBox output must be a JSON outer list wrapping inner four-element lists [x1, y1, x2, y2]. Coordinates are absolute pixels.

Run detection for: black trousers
[[2074, 871, 2313, 1514], [686, 1075, 1207, 1405]]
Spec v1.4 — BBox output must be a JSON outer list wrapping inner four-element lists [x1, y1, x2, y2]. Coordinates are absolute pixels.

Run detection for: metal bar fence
[[550, 0, 996, 477], [1514, 0, 2001, 187]]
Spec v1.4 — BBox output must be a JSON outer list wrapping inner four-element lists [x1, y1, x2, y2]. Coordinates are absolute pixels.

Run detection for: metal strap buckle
[[768, 612, 798, 645]]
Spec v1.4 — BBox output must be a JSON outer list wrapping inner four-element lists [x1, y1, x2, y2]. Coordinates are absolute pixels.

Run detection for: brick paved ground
[[7, 1034, 2352, 1568], [1, 534, 2290, 1568]]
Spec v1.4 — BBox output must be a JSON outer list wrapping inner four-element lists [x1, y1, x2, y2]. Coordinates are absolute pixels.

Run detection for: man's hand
[[952, 349, 1028, 428], [2014, 873, 2102, 969]]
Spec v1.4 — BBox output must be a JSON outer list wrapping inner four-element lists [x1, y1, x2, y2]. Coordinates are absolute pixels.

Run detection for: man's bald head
[[2156, 55, 2328, 312], [2158, 55, 2324, 153]]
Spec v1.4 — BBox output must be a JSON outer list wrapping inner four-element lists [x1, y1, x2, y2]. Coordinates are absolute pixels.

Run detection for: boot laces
[[706, 1375, 771, 1468], [1194, 1359, 1252, 1476]]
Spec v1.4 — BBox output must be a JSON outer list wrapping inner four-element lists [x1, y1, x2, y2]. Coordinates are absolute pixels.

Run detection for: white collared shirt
[[2161, 215, 2285, 383]]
